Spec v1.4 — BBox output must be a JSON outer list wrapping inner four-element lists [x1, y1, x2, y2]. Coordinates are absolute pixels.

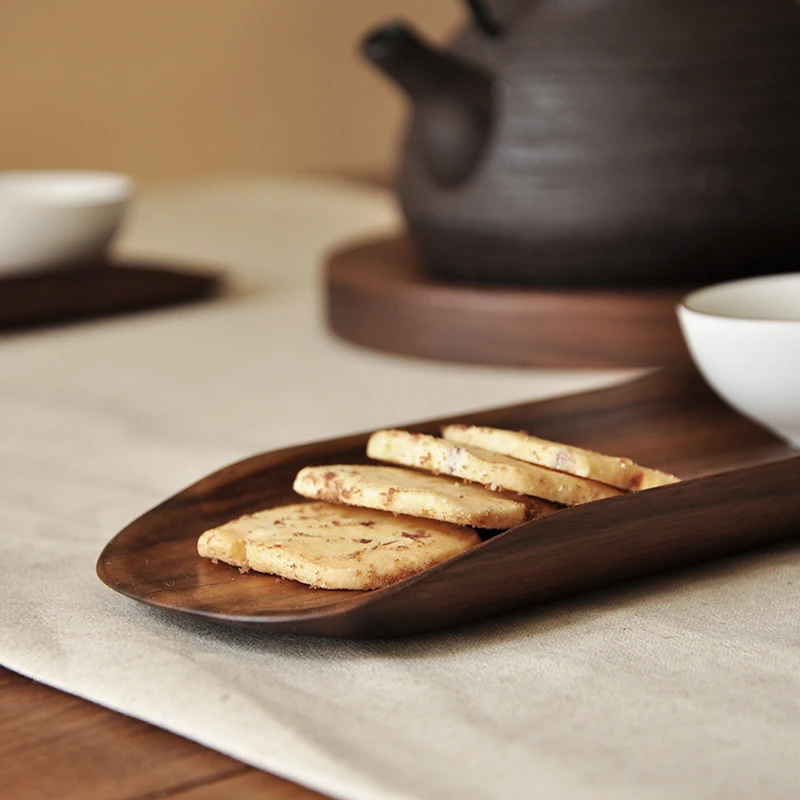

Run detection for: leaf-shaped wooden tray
[[96, 370, 800, 638]]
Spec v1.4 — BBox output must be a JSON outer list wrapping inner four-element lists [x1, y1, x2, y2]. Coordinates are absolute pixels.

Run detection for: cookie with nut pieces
[[366, 429, 623, 506], [198, 501, 481, 590], [442, 424, 679, 491], [294, 464, 557, 528]]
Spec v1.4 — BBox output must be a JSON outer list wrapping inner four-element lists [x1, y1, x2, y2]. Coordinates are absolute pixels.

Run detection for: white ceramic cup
[[677, 273, 800, 448], [0, 170, 133, 275]]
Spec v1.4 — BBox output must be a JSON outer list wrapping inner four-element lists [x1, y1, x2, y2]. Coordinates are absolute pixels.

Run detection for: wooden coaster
[[0, 259, 223, 332], [325, 236, 692, 368]]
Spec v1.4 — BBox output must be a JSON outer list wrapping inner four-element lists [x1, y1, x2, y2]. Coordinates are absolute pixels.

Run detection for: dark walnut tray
[[325, 236, 691, 368], [97, 369, 800, 638], [0, 259, 223, 332]]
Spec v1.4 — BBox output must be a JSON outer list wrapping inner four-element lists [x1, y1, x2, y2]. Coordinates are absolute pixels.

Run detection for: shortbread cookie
[[367, 430, 622, 506], [294, 464, 556, 528], [442, 424, 680, 490], [198, 501, 481, 590]]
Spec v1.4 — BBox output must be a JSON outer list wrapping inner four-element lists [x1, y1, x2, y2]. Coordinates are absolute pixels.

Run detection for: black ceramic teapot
[[363, 0, 800, 287]]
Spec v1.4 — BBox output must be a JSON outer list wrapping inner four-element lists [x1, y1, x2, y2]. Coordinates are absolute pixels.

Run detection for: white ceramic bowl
[[677, 273, 800, 448], [0, 170, 133, 275]]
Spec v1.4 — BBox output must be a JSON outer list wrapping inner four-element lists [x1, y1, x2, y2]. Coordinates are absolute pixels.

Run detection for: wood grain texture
[[97, 369, 800, 638], [325, 236, 690, 367], [0, 260, 222, 332], [167, 770, 330, 800], [0, 666, 331, 799], [0, 667, 254, 800]]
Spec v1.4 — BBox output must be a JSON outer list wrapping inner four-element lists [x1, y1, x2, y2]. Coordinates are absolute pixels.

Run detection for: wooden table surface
[[1, 666, 330, 800]]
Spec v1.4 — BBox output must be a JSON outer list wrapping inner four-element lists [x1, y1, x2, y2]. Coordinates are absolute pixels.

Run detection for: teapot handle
[[464, 0, 504, 37]]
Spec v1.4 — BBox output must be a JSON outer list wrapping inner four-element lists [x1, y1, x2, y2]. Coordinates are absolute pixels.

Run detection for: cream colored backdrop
[[0, 1, 462, 182]]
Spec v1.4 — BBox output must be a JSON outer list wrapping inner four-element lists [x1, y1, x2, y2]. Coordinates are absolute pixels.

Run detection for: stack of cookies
[[198, 426, 678, 590]]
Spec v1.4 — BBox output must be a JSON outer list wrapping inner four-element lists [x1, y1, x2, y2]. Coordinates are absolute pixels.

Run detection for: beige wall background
[[0, 1, 463, 183]]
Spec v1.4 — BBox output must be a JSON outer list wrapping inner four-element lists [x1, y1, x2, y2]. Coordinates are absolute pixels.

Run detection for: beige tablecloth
[[0, 177, 798, 800]]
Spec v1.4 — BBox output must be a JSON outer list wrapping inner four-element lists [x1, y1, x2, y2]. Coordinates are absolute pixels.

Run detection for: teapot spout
[[362, 22, 495, 187]]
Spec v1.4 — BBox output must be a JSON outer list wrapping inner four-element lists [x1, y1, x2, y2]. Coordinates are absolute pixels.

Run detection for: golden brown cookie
[[366, 430, 622, 506], [441, 424, 679, 490], [198, 501, 481, 590], [293, 464, 555, 528]]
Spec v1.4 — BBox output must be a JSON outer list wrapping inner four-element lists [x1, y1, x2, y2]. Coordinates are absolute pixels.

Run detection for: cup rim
[[0, 170, 133, 207], [678, 272, 800, 323]]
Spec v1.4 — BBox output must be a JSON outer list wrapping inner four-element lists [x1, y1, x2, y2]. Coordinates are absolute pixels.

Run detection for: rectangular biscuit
[[367, 430, 622, 506], [441, 424, 679, 490], [198, 502, 481, 590], [294, 464, 557, 528]]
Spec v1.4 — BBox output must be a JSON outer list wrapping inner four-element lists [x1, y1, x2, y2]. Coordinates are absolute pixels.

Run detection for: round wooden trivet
[[325, 236, 691, 368]]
